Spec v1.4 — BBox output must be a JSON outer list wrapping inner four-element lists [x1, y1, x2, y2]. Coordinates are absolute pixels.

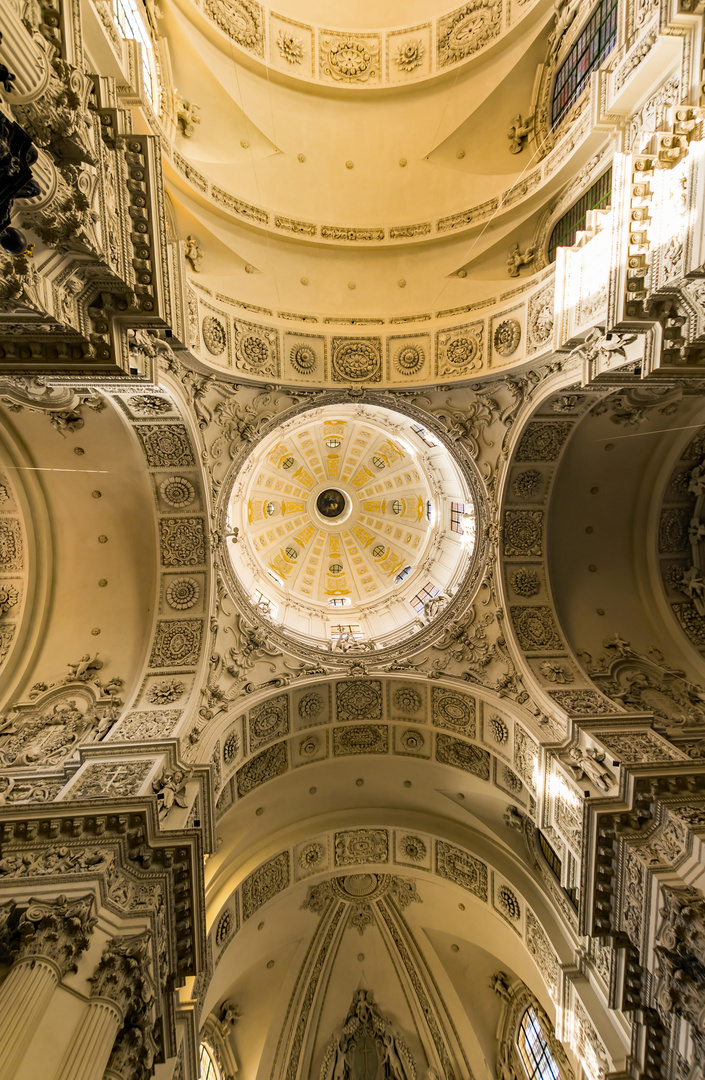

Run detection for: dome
[[226, 402, 476, 649]]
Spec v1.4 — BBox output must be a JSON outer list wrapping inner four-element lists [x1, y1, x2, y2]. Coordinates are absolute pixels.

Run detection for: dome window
[[282, 456, 295, 469], [326, 437, 342, 448], [395, 565, 412, 583], [329, 563, 343, 574], [392, 500, 402, 515], [285, 546, 298, 560], [372, 545, 385, 558], [265, 502, 275, 516], [372, 455, 386, 469]]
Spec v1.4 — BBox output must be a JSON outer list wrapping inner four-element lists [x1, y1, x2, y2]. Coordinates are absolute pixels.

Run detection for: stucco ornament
[[160, 476, 195, 508], [202, 316, 227, 355], [493, 319, 521, 356], [277, 29, 304, 64], [320, 990, 416, 1080], [290, 343, 317, 374], [165, 576, 200, 610], [437, 0, 502, 66], [394, 39, 425, 73], [394, 344, 425, 375], [205, 0, 264, 54], [568, 747, 616, 792], [174, 91, 201, 137], [331, 339, 381, 381], [323, 39, 378, 83]]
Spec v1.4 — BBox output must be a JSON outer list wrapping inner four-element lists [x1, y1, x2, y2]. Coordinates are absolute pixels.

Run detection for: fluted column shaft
[[0, 5, 50, 100], [0, 956, 60, 1080], [54, 998, 123, 1080]]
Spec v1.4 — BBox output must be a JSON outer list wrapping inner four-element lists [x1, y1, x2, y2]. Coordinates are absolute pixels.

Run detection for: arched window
[[548, 169, 612, 261], [551, 0, 618, 127], [517, 1007, 560, 1080], [199, 1042, 222, 1080]]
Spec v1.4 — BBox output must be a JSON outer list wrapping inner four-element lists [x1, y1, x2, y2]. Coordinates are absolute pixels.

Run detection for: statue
[[568, 746, 616, 792], [507, 114, 532, 154], [319, 989, 416, 1080], [489, 971, 512, 1001], [174, 91, 201, 138], [67, 653, 103, 681], [421, 593, 450, 624], [185, 235, 204, 272], [152, 767, 191, 818], [507, 243, 536, 277]]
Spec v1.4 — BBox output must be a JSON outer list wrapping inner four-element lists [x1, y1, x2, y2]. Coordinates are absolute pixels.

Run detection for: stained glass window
[[551, 0, 618, 127]]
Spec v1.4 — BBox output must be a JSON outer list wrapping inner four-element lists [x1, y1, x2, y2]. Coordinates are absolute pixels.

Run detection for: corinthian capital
[[89, 931, 156, 1021], [12, 893, 96, 976]]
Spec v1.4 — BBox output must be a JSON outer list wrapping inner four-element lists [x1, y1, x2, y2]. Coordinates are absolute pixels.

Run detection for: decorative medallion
[[399, 834, 427, 861], [0, 583, 18, 615], [393, 687, 422, 714], [336, 680, 382, 721], [512, 469, 542, 498], [503, 510, 543, 557], [510, 606, 563, 651], [322, 38, 378, 83], [277, 29, 304, 64], [165, 576, 200, 610], [515, 422, 572, 462], [488, 715, 508, 744], [160, 476, 196, 508], [128, 394, 171, 414], [249, 695, 289, 751], [497, 885, 521, 921], [334, 828, 389, 866], [202, 316, 227, 355], [299, 841, 326, 870], [298, 691, 324, 720], [137, 426, 195, 468], [493, 318, 521, 357], [400, 729, 425, 751], [146, 678, 185, 705], [431, 686, 475, 736], [527, 287, 555, 352], [223, 730, 240, 762], [204, 0, 264, 55], [331, 338, 382, 382], [290, 343, 317, 374], [394, 39, 425, 72], [447, 335, 479, 367], [215, 909, 233, 946], [510, 567, 541, 596], [149, 619, 203, 667], [394, 344, 425, 376], [159, 517, 206, 566], [437, 0, 502, 67]]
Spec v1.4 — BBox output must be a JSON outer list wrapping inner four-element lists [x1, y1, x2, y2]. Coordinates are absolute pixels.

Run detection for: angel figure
[[507, 242, 536, 278], [153, 767, 191, 818], [569, 747, 616, 792], [67, 653, 103, 681]]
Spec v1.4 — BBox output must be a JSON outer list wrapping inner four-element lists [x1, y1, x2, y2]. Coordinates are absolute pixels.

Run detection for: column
[[55, 931, 155, 1080], [0, 5, 50, 101], [0, 893, 96, 1080]]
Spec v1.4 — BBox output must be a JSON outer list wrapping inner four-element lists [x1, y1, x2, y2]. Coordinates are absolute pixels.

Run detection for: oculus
[[317, 489, 346, 518]]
